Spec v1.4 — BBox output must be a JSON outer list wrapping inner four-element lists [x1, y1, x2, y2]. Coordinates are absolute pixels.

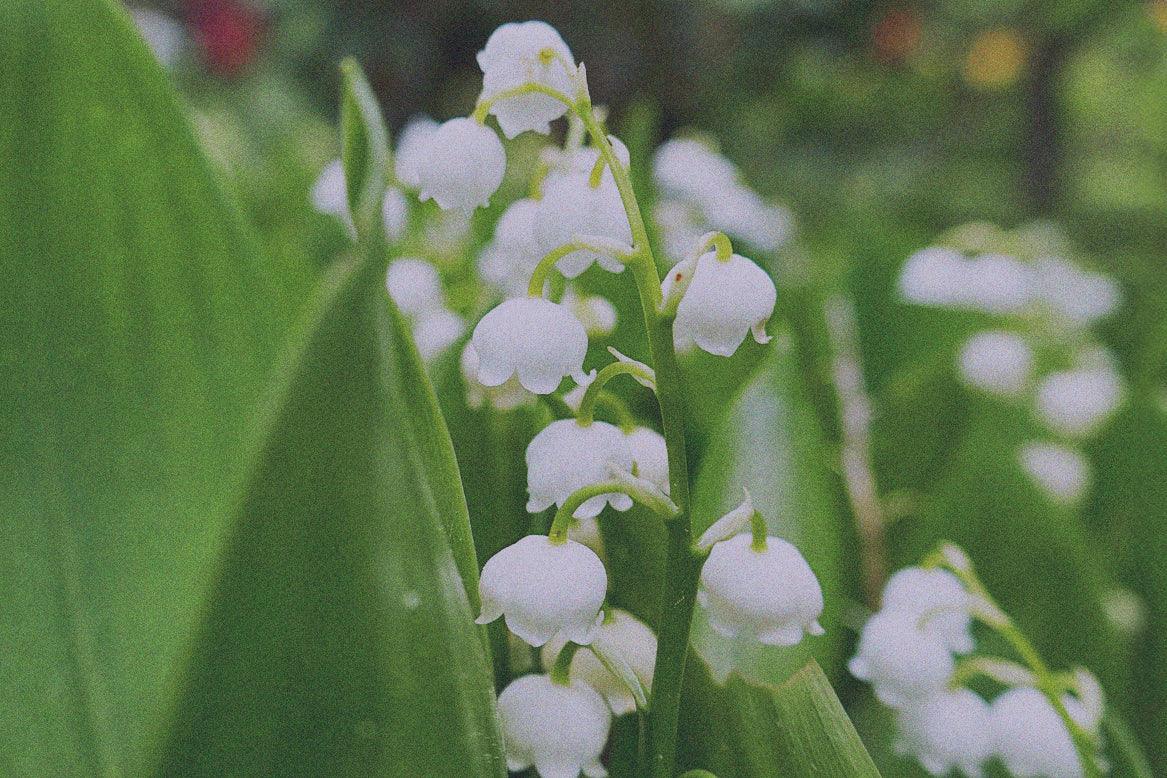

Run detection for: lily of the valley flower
[[849, 611, 954, 708], [460, 343, 533, 411], [534, 171, 633, 278], [894, 689, 993, 778], [417, 117, 506, 211], [476, 21, 577, 139], [394, 114, 438, 189], [669, 250, 776, 357], [697, 532, 825, 646], [477, 535, 607, 647], [1018, 441, 1091, 505], [410, 308, 464, 362], [526, 419, 634, 517], [471, 298, 588, 394], [957, 329, 1034, 398], [989, 687, 1097, 778], [541, 608, 657, 716], [626, 427, 669, 495], [496, 673, 611, 778], [1035, 363, 1123, 439], [385, 258, 444, 317], [879, 566, 975, 654], [479, 198, 542, 296], [561, 287, 618, 338]]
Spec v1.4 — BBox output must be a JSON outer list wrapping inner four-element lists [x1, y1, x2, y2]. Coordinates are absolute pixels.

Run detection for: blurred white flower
[[477, 535, 606, 647], [1033, 257, 1120, 328], [460, 343, 534, 411], [561, 287, 618, 338], [417, 118, 506, 211], [990, 686, 1096, 778], [849, 612, 954, 709], [957, 330, 1034, 398], [899, 247, 968, 307], [382, 186, 409, 242], [541, 609, 656, 716], [543, 137, 630, 191], [961, 253, 1035, 315], [394, 115, 439, 189], [669, 251, 776, 357], [477, 21, 576, 139], [311, 159, 353, 229], [652, 137, 740, 205], [131, 7, 186, 68], [1035, 362, 1123, 439], [496, 673, 611, 778], [411, 308, 464, 362], [385, 258, 443, 317], [479, 198, 542, 296], [626, 427, 669, 494], [471, 298, 588, 394], [879, 567, 975, 654], [526, 419, 634, 518], [894, 689, 993, 778], [697, 533, 824, 646], [654, 199, 707, 264], [1018, 441, 1091, 505], [534, 172, 632, 278], [702, 184, 792, 253]]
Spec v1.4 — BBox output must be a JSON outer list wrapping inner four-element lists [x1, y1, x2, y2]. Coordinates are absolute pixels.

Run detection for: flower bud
[[849, 612, 954, 708], [417, 118, 506, 211], [477, 21, 576, 139], [990, 686, 1096, 778], [879, 567, 975, 654], [534, 172, 633, 278], [393, 114, 438, 189], [626, 427, 669, 495], [894, 689, 992, 777], [957, 329, 1033, 398], [526, 419, 634, 518], [476, 535, 606, 647], [669, 251, 776, 357], [471, 298, 588, 394], [541, 609, 656, 716], [697, 534, 824, 646], [461, 343, 533, 411], [385, 258, 443, 317], [496, 673, 611, 778]]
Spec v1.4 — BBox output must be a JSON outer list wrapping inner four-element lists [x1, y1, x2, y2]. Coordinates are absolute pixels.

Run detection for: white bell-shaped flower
[[990, 686, 1095, 778], [849, 612, 954, 708], [702, 184, 792, 253], [541, 609, 656, 716], [654, 199, 707, 264], [534, 172, 633, 278], [899, 247, 968, 307], [652, 137, 740, 205], [479, 198, 542, 296], [417, 118, 506, 211], [526, 419, 635, 518], [476, 535, 606, 647], [411, 308, 464, 362], [385, 258, 443, 317], [1033, 257, 1120, 328], [957, 330, 1034, 398], [894, 689, 993, 777], [496, 673, 611, 778], [697, 533, 824, 646], [542, 137, 631, 191], [1036, 365, 1123, 439], [670, 251, 776, 357], [476, 21, 576, 139], [962, 253, 1035, 314], [560, 286, 618, 338], [382, 186, 409, 242], [1018, 441, 1091, 505], [461, 343, 534, 411], [879, 567, 975, 654], [394, 114, 439, 189], [471, 297, 588, 394], [626, 427, 669, 495]]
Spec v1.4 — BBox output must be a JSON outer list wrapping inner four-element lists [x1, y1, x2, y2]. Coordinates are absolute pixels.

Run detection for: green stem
[[550, 641, 582, 685], [528, 240, 633, 297], [578, 360, 656, 426], [547, 479, 679, 543], [574, 99, 695, 778], [748, 510, 768, 551]]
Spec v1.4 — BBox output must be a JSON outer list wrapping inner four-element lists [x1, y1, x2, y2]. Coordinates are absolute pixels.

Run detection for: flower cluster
[[899, 223, 1124, 505], [851, 547, 1106, 777]]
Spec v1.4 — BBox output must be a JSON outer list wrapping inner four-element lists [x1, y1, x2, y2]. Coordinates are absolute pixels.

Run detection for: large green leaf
[[0, 0, 312, 773], [158, 252, 505, 775]]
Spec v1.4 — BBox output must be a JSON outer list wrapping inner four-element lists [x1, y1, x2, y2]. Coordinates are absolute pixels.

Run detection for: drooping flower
[[394, 114, 439, 189], [477, 21, 577, 139], [849, 611, 954, 709], [526, 419, 634, 518], [1032, 256, 1120, 328], [411, 308, 464, 362], [879, 567, 975, 654], [310, 159, 352, 228], [961, 253, 1035, 314], [471, 298, 588, 394], [1018, 441, 1091, 505], [417, 118, 506, 211], [476, 535, 606, 647], [957, 329, 1034, 398], [385, 257, 444, 317], [626, 427, 669, 495], [496, 673, 611, 778], [899, 247, 969, 307], [541, 609, 657, 716], [534, 171, 633, 278], [697, 533, 824, 646], [652, 137, 740, 205], [669, 251, 777, 357], [1035, 363, 1123, 439], [701, 184, 792, 253], [989, 686, 1097, 778], [461, 343, 534, 411], [561, 287, 618, 338], [894, 689, 993, 777], [478, 198, 542, 296]]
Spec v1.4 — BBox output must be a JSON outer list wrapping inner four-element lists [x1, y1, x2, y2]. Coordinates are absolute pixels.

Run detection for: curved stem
[[578, 360, 657, 426], [473, 82, 575, 124], [593, 391, 637, 432], [527, 239, 634, 297], [547, 478, 679, 543]]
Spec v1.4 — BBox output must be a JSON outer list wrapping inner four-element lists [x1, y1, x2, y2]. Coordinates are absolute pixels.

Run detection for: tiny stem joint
[[577, 360, 657, 426], [547, 478, 679, 544], [748, 510, 768, 551]]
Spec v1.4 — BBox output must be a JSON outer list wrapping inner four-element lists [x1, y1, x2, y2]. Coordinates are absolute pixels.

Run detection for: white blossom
[[899, 247, 969, 307], [562, 287, 618, 337], [417, 118, 506, 211], [477, 21, 576, 139], [957, 330, 1034, 398], [526, 419, 634, 517], [626, 427, 669, 494], [385, 258, 444, 317], [394, 115, 439, 189], [990, 686, 1096, 778], [382, 186, 409, 242], [654, 199, 707, 264], [461, 343, 534, 411], [479, 198, 542, 296], [496, 673, 611, 778], [411, 308, 464, 362], [670, 251, 776, 357], [961, 253, 1035, 314], [697, 533, 824, 646], [879, 567, 975, 654], [311, 159, 351, 226], [543, 137, 631, 191], [1033, 257, 1120, 328], [652, 137, 740, 205], [534, 172, 632, 278], [471, 297, 588, 394], [849, 612, 954, 708], [1036, 364, 1123, 439], [541, 609, 656, 716], [131, 7, 186, 68], [477, 535, 606, 647], [1019, 441, 1091, 505], [701, 184, 792, 253], [894, 689, 993, 777]]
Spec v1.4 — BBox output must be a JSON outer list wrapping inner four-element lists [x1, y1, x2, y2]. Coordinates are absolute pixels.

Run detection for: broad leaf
[[0, 0, 311, 773]]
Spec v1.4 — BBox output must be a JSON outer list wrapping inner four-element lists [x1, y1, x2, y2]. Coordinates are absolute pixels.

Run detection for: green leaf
[[158, 252, 505, 775], [339, 58, 388, 238], [0, 0, 312, 773]]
